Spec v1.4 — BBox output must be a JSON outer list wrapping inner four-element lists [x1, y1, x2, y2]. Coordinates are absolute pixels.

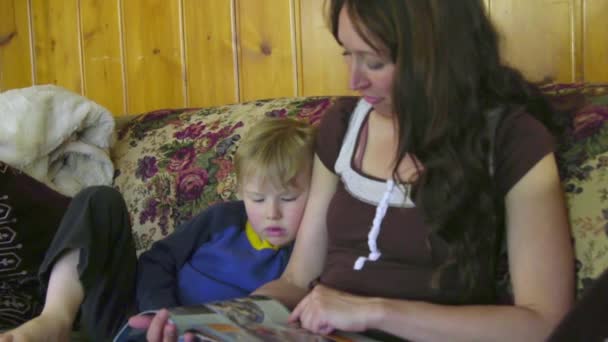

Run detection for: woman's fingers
[[288, 294, 308, 323], [318, 323, 335, 336], [163, 321, 177, 342], [295, 296, 324, 334], [183, 332, 198, 342]]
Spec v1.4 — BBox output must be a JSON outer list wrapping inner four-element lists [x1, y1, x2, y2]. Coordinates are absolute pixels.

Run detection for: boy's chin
[[266, 237, 292, 248]]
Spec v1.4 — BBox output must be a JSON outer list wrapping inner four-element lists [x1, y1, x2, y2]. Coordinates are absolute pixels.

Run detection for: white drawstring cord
[[354, 179, 395, 270]]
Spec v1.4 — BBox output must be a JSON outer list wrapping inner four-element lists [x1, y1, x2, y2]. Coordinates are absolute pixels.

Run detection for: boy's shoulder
[[191, 200, 247, 224], [206, 200, 245, 212], [175, 200, 247, 236]]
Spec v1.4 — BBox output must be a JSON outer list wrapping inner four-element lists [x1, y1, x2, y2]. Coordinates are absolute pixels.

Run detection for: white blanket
[[0, 85, 115, 196]]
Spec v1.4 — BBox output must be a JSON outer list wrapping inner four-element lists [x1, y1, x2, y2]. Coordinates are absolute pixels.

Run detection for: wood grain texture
[[299, 0, 353, 96], [31, 0, 82, 92], [183, 0, 236, 107], [484, 0, 491, 13], [237, 0, 295, 101], [0, 0, 606, 114], [491, 0, 578, 83], [583, 0, 608, 82], [0, 0, 32, 91], [80, 0, 125, 115], [122, 0, 184, 114]]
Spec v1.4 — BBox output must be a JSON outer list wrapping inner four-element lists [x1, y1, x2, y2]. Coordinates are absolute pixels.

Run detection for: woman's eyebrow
[[342, 47, 378, 56]]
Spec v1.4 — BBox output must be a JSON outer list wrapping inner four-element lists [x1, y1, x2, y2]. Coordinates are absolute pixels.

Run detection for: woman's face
[[337, 6, 395, 116]]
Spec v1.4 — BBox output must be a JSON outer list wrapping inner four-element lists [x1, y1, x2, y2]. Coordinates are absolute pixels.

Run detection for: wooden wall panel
[[1, 0, 606, 114], [0, 0, 32, 91], [237, 0, 296, 101], [299, 0, 352, 96], [80, 0, 124, 115], [31, 0, 82, 92], [183, 0, 236, 107], [122, 0, 184, 114], [584, 0, 608, 82], [490, 0, 579, 83]]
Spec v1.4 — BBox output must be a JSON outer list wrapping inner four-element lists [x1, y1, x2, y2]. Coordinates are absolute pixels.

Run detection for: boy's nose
[[266, 202, 281, 220]]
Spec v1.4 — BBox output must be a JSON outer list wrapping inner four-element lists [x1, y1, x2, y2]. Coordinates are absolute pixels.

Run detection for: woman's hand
[[128, 309, 197, 342], [288, 284, 382, 335]]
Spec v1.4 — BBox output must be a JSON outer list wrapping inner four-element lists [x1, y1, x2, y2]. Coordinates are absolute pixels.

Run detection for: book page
[[171, 296, 380, 342]]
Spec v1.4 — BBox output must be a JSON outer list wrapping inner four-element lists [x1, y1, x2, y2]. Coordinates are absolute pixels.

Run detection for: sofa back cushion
[[112, 97, 336, 253], [112, 85, 608, 299], [545, 84, 608, 297], [0, 162, 71, 327]]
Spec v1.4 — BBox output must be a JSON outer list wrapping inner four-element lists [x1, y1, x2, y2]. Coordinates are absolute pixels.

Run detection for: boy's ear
[[235, 184, 243, 200]]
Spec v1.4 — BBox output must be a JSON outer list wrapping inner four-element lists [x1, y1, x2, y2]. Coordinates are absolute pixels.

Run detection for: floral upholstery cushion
[[112, 97, 336, 254], [112, 85, 608, 300], [544, 83, 608, 297]]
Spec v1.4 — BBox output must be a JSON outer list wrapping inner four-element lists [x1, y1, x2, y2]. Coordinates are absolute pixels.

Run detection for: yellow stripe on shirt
[[245, 222, 278, 250]]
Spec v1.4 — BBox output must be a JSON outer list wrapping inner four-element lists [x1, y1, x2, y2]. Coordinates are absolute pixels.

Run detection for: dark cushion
[[0, 162, 71, 328]]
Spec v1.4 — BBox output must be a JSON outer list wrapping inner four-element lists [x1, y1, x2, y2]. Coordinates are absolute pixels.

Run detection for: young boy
[[0, 174, 136, 342], [130, 118, 315, 337]]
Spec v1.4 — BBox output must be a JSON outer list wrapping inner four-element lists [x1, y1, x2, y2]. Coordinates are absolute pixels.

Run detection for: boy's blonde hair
[[234, 118, 315, 190]]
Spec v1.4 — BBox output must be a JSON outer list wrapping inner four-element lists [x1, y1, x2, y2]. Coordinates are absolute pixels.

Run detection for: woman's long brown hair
[[328, 0, 554, 302]]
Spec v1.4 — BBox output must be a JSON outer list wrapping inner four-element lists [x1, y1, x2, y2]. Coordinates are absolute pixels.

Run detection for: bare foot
[[0, 314, 72, 342]]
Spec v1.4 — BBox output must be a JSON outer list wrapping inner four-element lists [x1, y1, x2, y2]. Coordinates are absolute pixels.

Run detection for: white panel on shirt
[[334, 99, 415, 208]]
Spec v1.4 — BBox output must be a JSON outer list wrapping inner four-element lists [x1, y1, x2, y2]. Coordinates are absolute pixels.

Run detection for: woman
[[256, 1, 574, 341], [137, 0, 574, 341]]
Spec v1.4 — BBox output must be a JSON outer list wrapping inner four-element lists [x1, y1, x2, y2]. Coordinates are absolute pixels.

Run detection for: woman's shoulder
[[319, 97, 360, 128], [496, 107, 554, 153], [316, 97, 361, 171], [499, 106, 551, 133], [494, 107, 555, 196]]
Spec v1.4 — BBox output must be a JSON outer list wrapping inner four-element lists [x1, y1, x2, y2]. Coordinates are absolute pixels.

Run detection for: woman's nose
[[349, 64, 370, 91]]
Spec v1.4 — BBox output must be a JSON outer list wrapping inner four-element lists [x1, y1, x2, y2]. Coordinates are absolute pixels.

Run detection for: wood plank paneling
[[299, 0, 353, 96], [237, 0, 295, 101], [80, 0, 125, 115], [584, 0, 608, 83], [122, 0, 184, 114], [491, 0, 578, 83], [31, 0, 82, 92], [0, 0, 32, 91], [484, 0, 491, 13], [183, 0, 236, 107], [294, 0, 303, 96], [1, 0, 607, 114]]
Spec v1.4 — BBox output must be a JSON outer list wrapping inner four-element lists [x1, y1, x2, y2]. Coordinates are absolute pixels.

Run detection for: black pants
[[548, 267, 608, 342], [39, 186, 137, 341]]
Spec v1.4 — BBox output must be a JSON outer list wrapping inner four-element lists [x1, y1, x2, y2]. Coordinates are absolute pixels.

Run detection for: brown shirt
[[315, 98, 554, 304]]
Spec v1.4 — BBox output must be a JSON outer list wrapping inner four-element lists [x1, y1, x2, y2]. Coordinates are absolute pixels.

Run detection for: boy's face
[[240, 170, 310, 247]]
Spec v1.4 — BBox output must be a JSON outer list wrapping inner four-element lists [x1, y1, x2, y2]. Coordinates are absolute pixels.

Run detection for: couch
[[111, 83, 608, 302]]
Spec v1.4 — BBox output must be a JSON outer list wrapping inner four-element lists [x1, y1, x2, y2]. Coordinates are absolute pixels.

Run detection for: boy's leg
[[39, 186, 137, 340], [0, 249, 83, 342]]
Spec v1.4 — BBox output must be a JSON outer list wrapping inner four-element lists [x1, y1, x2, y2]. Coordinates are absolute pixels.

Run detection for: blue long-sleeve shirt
[[136, 201, 292, 311]]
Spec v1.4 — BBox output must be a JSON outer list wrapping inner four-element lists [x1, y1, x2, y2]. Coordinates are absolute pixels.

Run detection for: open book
[[114, 295, 381, 342]]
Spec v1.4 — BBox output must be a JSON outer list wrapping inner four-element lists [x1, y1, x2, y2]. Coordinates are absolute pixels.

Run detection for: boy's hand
[[128, 309, 182, 342], [128, 309, 198, 342]]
